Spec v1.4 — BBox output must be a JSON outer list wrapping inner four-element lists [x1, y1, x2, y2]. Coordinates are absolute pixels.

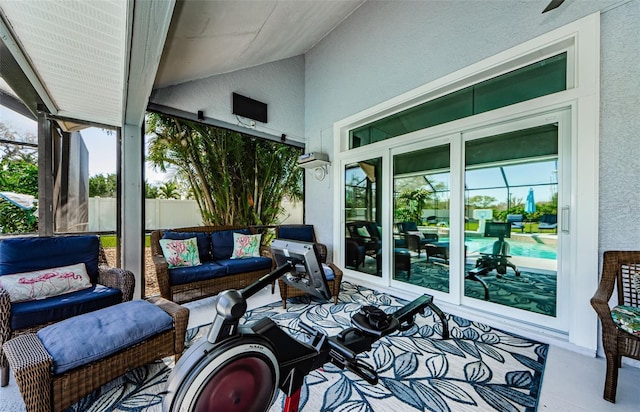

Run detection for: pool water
[[462, 237, 557, 260]]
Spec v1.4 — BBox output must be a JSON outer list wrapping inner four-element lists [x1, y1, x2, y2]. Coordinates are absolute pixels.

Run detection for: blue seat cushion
[[217, 257, 273, 275], [430, 241, 449, 248], [321, 263, 335, 281], [394, 237, 407, 248], [211, 229, 250, 260], [394, 248, 411, 256], [10, 285, 122, 330], [278, 225, 314, 242], [162, 231, 212, 262], [0, 235, 100, 282], [168, 261, 228, 286], [37, 300, 173, 374]]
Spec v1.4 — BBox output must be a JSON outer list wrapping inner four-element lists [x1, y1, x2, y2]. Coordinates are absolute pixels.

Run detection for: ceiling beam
[[124, 0, 176, 127]]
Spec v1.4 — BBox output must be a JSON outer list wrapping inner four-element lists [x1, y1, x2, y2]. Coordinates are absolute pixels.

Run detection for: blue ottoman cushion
[[37, 300, 173, 374]]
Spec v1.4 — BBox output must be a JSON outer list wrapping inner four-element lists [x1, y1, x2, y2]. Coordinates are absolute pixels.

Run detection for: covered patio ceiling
[[0, 0, 365, 130]]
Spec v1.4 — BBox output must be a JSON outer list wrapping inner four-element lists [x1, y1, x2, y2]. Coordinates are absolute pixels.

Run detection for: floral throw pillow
[[0, 263, 92, 302], [159, 237, 201, 268], [231, 233, 262, 259]]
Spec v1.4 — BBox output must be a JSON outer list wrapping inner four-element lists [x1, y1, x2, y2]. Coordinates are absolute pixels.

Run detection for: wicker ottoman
[[3, 297, 188, 412]]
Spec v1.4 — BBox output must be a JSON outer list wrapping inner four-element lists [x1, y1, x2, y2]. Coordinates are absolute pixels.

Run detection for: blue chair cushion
[[0, 235, 100, 283], [168, 261, 228, 286], [217, 257, 273, 275], [37, 300, 173, 374], [321, 263, 335, 281], [278, 225, 314, 242], [162, 231, 212, 262], [401, 222, 419, 232], [10, 285, 122, 330], [211, 229, 250, 260]]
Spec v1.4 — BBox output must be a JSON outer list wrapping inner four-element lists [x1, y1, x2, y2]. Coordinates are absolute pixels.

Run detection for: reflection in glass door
[[392, 145, 451, 292], [344, 157, 382, 277], [464, 124, 559, 317]]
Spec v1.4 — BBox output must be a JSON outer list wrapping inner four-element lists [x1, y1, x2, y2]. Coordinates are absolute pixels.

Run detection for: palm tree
[[158, 181, 180, 199], [146, 113, 303, 226]]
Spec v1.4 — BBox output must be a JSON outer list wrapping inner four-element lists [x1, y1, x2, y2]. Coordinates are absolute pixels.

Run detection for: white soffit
[[0, 77, 17, 98], [0, 0, 128, 127]]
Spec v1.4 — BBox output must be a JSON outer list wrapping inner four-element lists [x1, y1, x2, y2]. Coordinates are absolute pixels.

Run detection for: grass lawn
[[100, 234, 151, 248]]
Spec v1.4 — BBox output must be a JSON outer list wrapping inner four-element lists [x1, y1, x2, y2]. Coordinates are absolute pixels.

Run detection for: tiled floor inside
[[2, 282, 639, 411]]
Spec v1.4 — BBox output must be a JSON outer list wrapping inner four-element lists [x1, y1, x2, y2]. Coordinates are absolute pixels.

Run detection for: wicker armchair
[[590, 251, 640, 403], [0, 236, 134, 387], [275, 225, 343, 309]]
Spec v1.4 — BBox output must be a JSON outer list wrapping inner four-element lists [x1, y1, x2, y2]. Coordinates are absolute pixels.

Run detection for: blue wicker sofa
[[0, 234, 134, 387], [150, 226, 274, 304]]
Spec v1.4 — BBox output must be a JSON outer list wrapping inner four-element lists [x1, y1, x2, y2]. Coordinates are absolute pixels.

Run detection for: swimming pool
[[461, 237, 557, 260]]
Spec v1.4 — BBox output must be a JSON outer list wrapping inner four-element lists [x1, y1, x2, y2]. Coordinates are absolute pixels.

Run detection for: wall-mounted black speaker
[[232, 93, 268, 123], [197, 110, 204, 121]]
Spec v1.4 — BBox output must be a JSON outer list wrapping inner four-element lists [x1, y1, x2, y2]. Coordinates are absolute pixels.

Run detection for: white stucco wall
[[150, 55, 306, 145], [599, 0, 640, 252], [303, 0, 639, 256]]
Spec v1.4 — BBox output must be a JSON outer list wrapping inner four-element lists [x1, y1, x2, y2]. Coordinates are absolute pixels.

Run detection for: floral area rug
[[67, 282, 548, 412], [405, 260, 557, 317]]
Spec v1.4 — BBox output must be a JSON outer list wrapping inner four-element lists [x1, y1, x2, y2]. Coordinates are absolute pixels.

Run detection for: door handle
[[561, 206, 569, 233]]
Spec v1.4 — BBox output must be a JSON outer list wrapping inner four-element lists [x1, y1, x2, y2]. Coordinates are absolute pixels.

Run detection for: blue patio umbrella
[[0, 191, 35, 210], [525, 188, 536, 214]]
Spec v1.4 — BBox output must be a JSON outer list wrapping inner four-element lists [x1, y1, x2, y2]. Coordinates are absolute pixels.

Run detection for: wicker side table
[[4, 297, 188, 412]]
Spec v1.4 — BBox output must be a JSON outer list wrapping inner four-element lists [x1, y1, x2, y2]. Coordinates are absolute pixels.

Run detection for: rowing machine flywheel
[[164, 336, 279, 412]]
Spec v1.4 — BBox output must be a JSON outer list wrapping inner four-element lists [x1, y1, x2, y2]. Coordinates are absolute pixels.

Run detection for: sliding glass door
[[344, 157, 383, 277], [462, 111, 570, 328]]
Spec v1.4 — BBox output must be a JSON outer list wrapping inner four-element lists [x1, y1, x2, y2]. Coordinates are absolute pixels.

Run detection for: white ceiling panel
[[155, 0, 365, 87], [0, 0, 128, 126]]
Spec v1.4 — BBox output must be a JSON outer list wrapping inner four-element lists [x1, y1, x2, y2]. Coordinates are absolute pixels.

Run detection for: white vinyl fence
[[88, 197, 302, 232]]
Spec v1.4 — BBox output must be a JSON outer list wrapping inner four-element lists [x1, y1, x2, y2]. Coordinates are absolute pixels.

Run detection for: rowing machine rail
[[163, 263, 449, 412]]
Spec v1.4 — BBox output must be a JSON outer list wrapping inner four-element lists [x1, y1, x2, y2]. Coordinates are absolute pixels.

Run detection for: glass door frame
[[388, 134, 463, 305]]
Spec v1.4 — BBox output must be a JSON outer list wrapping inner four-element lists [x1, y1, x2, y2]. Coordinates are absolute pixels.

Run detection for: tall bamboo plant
[[146, 113, 303, 226]]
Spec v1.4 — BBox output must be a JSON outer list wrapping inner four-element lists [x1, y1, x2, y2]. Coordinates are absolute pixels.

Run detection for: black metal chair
[[466, 222, 521, 300]]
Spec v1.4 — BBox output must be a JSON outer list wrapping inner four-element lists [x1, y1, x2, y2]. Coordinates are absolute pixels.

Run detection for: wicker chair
[[590, 251, 640, 403], [275, 225, 343, 309], [0, 236, 134, 388]]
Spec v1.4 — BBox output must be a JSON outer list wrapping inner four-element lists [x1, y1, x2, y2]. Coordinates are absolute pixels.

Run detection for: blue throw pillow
[[278, 225, 315, 242], [211, 229, 250, 260], [0, 235, 100, 283]]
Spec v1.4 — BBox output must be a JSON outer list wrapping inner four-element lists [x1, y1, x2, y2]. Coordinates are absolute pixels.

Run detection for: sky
[[1, 107, 170, 184]]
